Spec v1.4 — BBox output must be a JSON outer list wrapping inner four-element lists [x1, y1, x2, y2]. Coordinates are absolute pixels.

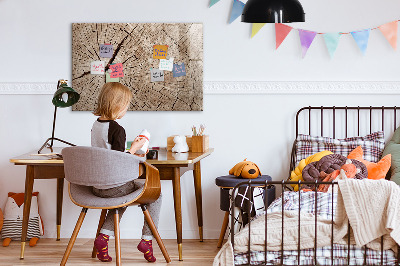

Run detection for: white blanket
[[214, 179, 400, 266]]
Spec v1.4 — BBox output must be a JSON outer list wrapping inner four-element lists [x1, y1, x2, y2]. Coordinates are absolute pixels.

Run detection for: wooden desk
[[10, 147, 213, 261]]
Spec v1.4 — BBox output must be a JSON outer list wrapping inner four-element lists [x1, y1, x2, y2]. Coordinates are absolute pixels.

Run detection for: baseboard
[[1, 81, 400, 95]]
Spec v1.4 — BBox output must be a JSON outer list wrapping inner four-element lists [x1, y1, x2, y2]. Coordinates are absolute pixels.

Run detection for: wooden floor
[[0, 239, 221, 265]]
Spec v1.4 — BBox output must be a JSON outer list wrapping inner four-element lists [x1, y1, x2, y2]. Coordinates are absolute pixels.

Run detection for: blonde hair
[[93, 82, 133, 120]]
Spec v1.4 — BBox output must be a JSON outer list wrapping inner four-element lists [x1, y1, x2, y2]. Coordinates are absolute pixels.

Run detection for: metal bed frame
[[230, 106, 400, 266]]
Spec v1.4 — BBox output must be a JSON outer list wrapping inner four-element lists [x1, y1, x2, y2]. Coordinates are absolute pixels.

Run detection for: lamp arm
[[50, 105, 57, 148]]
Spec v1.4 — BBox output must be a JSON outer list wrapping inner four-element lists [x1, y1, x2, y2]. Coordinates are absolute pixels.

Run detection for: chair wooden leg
[[141, 205, 171, 263], [91, 209, 108, 258], [114, 210, 121, 266], [60, 208, 88, 266], [217, 211, 230, 248]]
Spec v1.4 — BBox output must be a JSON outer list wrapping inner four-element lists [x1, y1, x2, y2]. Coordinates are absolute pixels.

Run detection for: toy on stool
[[1, 192, 44, 247], [229, 159, 261, 179]]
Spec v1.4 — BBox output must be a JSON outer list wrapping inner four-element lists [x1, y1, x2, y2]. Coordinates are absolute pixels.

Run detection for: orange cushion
[[348, 146, 391, 180]]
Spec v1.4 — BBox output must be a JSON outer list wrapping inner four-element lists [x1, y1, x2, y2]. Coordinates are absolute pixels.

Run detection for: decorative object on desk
[[241, 0, 305, 23], [191, 125, 208, 152], [167, 135, 192, 151], [173, 152, 189, 160], [72, 23, 203, 111], [191, 135, 209, 153], [1, 192, 43, 247], [38, 79, 80, 154], [172, 135, 189, 153], [146, 150, 158, 160], [136, 129, 150, 155], [229, 159, 261, 179]]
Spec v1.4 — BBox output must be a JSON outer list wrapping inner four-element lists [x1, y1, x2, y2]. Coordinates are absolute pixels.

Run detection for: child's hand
[[134, 149, 149, 157], [129, 137, 147, 155]]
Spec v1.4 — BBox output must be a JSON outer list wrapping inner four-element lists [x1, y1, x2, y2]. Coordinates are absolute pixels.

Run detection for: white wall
[[1, 0, 400, 240]]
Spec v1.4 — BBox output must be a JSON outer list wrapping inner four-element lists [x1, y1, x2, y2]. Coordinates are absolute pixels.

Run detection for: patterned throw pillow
[[294, 131, 385, 166]]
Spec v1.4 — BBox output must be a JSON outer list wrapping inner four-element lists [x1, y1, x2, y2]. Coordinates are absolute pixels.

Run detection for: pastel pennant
[[209, 0, 220, 7], [298, 29, 317, 58], [378, 21, 398, 50], [351, 29, 370, 55], [251, 23, 266, 38], [229, 0, 245, 24], [275, 23, 293, 49], [323, 33, 341, 58]]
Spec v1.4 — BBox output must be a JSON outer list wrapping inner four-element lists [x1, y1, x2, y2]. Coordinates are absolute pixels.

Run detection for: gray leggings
[[92, 180, 162, 240]]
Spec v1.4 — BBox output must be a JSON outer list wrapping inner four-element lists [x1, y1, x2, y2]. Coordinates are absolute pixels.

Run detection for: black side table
[[215, 175, 275, 248]]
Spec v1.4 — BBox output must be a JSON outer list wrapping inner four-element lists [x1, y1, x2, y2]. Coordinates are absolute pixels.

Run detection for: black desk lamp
[[38, 79, 80, 154], [241, 0, 305, 23]]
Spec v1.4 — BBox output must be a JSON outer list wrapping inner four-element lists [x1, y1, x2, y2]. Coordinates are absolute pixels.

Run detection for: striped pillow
[[294, 131, 385, 166]]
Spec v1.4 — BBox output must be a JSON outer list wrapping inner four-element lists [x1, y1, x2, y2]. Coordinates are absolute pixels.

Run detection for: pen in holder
[[191, 135, 209, 153]]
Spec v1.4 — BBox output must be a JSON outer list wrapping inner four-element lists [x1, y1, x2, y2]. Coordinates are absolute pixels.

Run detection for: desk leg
[[56, 178, 64, 241], [20, 165, 35, 259], [172, 167, 183, 261], [193, 161, 203, 242]]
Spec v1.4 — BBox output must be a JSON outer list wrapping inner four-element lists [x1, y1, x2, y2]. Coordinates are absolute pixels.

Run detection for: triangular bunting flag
[[209, 0, 220, 7], [298, 29, 317, 58], [323, 33, 341, 58], [251, 23, 266, 38], [229, 0, 245, 24], [275, 23, 293, 49], [351, 29, 370, 55], [378, 21, 398, 50]]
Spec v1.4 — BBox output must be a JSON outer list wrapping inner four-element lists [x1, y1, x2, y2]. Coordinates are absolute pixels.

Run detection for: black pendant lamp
[[242, 0, 305, 23]]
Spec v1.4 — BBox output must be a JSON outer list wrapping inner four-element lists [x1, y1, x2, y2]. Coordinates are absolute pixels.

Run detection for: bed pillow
[[348, 146, 391, 180], [382, 126, 400, 184], [295, 131, 385, 166]]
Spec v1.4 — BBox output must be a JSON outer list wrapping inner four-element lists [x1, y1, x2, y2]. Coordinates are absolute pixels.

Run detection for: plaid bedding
[[294, 131, 385, 166], [234, 191, 397, 265]]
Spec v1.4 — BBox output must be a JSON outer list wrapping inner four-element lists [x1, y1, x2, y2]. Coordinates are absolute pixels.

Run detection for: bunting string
[[209, 0, 400, 58]]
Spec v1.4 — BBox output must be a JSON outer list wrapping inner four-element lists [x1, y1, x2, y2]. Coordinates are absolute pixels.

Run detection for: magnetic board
[[72, 23, 203, 111]]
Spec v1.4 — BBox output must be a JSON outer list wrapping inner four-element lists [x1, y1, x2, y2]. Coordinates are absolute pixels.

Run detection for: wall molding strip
[[0, 81, 399, 95]]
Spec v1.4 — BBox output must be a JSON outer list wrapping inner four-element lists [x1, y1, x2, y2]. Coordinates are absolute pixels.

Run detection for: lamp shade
[[241, 0, 305, 23], [52, 84, 80, 108]]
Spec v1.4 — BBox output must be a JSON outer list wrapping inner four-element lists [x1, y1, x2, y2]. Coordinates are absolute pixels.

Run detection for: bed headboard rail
[[290, 106, 400, 181], [296, 106, 399, 138]]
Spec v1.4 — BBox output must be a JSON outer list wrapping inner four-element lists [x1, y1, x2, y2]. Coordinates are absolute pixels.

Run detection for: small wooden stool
[[215, 175, 275, 248]]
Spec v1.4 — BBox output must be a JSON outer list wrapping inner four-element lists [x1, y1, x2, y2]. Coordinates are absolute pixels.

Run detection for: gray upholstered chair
[[60, 146, 171, 265]]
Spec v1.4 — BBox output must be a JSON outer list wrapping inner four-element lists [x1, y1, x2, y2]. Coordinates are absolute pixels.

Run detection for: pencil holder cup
[[191, 135, 209, 153]]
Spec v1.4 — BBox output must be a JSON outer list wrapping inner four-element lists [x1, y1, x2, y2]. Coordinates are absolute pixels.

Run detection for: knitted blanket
[[335, 178, 399, 251], [214, 179, 400, 266]]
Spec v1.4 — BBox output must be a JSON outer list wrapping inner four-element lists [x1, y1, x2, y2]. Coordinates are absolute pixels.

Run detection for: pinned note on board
[[91, 61, 105, 74], [159, 57, 174, 71], [100, 44, 113, 58], [106, 72, 120, 82], [173, 62, 186, 77], [153, 45, 168, 59], [109, 63, 124, 78], [150, 68, 164, 82]]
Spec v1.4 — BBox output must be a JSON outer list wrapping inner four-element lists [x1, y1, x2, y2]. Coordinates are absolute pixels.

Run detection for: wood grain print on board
[[72, 23, 203, 111]]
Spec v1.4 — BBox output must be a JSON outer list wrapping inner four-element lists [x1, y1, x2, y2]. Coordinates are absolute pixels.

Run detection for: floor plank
[[0, 239, 221, 265]]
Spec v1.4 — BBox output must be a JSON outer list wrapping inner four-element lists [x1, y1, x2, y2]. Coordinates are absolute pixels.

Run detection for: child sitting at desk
[[91, 82, 162, 263]]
